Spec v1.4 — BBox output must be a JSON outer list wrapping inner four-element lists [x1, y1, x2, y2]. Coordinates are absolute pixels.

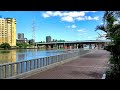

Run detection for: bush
[[106, 65, 120, 79], [0, 43, 11, 50]]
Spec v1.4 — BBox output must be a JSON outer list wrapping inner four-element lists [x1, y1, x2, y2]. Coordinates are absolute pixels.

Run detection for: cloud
[[66, 24, 77, 28], [42, 13, 50, 18], [46, 11, 53, 15], [42, 11, 99, 22], [61, 16, 74, 22], [83, 11, 97, 13], [76, 16, 99, 21], [65, 11, 85, 17], [53, 11, 62, 16], [77, 29, 86, 32], [76, 17, 85, 20], [77, 29, 87, 36], [71, 24, 77, 28]]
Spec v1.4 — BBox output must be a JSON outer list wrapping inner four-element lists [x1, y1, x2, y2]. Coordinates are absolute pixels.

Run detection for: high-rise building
[[0, 18, 16, 46], [18, 33, 24, 40], [46, 36, 51, 43]]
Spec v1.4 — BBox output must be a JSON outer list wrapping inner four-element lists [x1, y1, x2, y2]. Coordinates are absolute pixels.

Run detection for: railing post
[[0, 66, 2, 79], [5, 65, 9, 78], [34, 60, 36, 69], [49, 56, 51, 64], [54, 56, 56, 63], [57, 55, 58, 62], [26, 61, 28, 72], [46, 57, 48, 66], [30, 60, 32, 70], [22, 62, 24, 73], [43, 58, 45, 67], [51, 56, 53, 64], [37, 59, 39, 68], [40, 58, 42, 67], [55, 56, 57, 62], [11, 64, 14, 76], [17, 63, 20, 74], [48, 57, 50, 65]]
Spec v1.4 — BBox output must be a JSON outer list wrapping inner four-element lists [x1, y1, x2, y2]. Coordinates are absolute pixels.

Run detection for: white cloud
[[71, 24, 77, 28], [83, 11, 97, 13], [66, 24, 77, 28], [77, 29, 87, 36], [94, 16, 99, 20], [53, 11, 62, 16], [77, 29, 86, 32], [42, 11, 99, 22], [66, 11, 85, 17], [76, 17, 85, 20], [61, 16, 74, 22], [46, 11, 53, 16], [76, 16, 99, 21], [42, 13, 50, 18], [85, 16, 99, 20]]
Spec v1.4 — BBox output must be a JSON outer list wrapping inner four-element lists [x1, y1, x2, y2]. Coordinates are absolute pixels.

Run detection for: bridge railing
[[0, 49, 89, 79]]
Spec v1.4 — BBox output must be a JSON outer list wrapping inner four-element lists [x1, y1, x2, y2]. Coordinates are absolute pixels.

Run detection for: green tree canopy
[[95, 11, 120, 79], [0, 43, 11, 50]]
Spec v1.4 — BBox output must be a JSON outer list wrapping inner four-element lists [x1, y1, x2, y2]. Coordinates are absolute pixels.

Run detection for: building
[[0, 18, 16, 46], [46, 36, 51, 43], [16, 38, 29, 43], [17, 33, 28, 43], [18, 33, 24, 39], [29, 39, 35, 45]]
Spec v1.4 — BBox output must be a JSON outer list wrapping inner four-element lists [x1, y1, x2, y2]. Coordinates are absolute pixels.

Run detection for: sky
[[0, 11, 106, 42]]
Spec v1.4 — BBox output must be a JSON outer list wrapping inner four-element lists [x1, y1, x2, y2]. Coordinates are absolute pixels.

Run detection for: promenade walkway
[[25, 50, 110, 79]]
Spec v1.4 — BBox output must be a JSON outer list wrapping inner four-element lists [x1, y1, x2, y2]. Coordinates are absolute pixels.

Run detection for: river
[[0, 49, 76, 64]]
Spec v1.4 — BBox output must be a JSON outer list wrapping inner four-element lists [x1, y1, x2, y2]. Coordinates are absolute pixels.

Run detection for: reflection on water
[[0, 50, 16, 64], [0, 49, 67, 64]]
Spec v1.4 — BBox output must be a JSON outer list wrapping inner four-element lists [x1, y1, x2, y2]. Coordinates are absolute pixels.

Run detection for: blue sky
[[0, 11, 106, 42]]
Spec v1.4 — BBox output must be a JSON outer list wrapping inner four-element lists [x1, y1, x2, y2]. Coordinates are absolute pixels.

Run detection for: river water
[[0, 44, 93, 65], [0, 49, 76, 64]]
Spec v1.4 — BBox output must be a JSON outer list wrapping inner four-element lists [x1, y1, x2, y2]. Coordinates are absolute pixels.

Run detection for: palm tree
[[95, 11, 120, 79]]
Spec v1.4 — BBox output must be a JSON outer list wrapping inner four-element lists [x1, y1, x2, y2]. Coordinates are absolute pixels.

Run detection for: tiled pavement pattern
[[25, 50, 110, 79]]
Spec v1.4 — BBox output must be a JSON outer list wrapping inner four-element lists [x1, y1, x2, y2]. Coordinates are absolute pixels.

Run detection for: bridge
[[36, 40, 111, 50]]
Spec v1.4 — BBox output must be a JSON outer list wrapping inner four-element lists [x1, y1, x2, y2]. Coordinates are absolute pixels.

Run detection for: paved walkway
[[25, 50, 110, 79]]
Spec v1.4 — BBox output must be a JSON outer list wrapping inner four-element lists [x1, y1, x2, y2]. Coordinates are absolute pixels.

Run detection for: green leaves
[[0, 43, 11, 50], [96, 11, 120, 79]]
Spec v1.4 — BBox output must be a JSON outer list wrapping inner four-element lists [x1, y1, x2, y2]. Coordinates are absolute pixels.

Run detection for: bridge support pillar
[[51, 45, 53, 49], [89, 44, 92, 49], [45, 45, 49, 50], [57, 45, 59, 49]]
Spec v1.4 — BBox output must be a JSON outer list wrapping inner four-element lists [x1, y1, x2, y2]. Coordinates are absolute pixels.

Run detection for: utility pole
[[32, 19, 36, 46]]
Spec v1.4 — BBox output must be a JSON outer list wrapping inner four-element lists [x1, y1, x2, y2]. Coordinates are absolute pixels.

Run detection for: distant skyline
[[0, 11, 106, 42]]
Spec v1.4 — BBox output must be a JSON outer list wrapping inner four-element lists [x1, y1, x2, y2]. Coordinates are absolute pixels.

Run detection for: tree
[[16, 42, 29, 48], [0, 43, 11, 50], [96, 11, 120, 79]]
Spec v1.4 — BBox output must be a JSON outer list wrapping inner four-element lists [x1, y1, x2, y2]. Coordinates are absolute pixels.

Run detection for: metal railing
[[0, 49, 89, 79]]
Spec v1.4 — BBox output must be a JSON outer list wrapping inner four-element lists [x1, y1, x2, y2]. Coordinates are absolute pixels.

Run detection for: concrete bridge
[[36, 40, 111, 50]]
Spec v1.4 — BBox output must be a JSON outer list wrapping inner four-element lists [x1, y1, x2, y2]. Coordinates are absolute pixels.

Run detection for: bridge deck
[[25, 50, 110, 79]]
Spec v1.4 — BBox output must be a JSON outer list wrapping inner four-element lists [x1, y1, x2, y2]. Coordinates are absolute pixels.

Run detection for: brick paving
[[25, 50, 110, 79]]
